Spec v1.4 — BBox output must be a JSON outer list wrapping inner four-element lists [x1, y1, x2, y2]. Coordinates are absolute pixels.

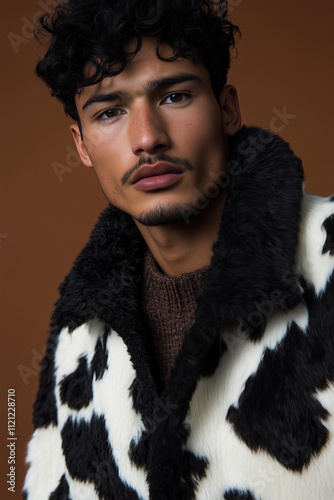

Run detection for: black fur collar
[[51, 125, 305, 494]]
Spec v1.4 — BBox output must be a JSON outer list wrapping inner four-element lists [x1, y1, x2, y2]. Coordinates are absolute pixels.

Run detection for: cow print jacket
[[24, 126, 334, 500]]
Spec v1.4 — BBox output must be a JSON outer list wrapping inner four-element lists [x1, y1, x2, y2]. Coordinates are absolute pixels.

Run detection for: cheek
[[178, 107, 223, 144], [83, 129, 106, 152], [84, 136, 117, 170], [182, 111, 224, 157], [86, 129, 132, 166], [83, 133, 130, 200], [188, 113, 226, 182]]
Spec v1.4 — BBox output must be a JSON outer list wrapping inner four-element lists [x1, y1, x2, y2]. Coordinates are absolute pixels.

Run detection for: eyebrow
[[82, 73, 202, 111]]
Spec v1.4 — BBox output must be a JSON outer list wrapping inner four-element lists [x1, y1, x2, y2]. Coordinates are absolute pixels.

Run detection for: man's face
[[72, 37, 240, 226]]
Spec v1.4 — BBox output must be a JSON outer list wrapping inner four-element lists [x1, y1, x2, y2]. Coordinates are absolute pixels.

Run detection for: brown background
[[1, 0, 333, 497]]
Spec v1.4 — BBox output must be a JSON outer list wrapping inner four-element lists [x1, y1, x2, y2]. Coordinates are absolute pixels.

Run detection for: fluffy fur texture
[[24, 127, 334, 499]]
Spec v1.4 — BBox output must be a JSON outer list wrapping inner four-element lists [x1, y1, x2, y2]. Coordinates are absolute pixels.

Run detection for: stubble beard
[[133, 201, 196, 226]]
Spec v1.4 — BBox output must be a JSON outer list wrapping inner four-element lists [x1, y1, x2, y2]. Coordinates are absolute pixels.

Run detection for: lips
[[131, 162, 184, 184]]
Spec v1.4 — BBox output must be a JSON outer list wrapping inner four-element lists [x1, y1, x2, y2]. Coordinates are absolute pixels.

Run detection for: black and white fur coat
[[24, 126, 334, 500]]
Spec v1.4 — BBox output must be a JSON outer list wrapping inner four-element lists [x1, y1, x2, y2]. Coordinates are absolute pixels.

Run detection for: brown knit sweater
[[141, 246, 209, 387]]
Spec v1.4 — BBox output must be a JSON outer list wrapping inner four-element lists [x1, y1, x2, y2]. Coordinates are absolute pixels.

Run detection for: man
[[24, 1, 334, 499]]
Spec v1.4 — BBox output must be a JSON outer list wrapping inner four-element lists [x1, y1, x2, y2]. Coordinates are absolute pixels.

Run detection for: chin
[[133, 201, 198, 227]]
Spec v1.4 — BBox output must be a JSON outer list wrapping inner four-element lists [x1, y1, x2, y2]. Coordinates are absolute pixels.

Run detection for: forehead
[[77, 37, 211, 104]]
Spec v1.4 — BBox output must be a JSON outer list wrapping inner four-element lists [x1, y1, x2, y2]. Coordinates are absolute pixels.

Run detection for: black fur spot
[[148, 422, 208, 499], [129, 377, 142, 413], [129, 376, 159, 430], [59, 356, 93, 410], [224, 488, 257, 500], [322, 215, 334, 255], [129, 432, 150, 469], [237, 315, 266, 343], [227, 277, 334, 471], [202, 335, 227, 377], [49, 474, 69, 499], [33, 329, 58, 428], [61, 414, 140, 499], [91, 330, 109, 381], [129, 428, 208, 496], [180, 449, 208, 494]]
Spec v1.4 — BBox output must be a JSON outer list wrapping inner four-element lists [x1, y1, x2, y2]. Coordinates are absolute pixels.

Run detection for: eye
[[163, 92, 188, 104], [97, 108, 124, 121]]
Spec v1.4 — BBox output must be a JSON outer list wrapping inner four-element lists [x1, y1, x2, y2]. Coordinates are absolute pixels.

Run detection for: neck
[[133, 189, 226, 276]]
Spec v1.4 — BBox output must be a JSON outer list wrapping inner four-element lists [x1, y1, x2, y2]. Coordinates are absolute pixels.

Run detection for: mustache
[[122, 153, 193, 185]]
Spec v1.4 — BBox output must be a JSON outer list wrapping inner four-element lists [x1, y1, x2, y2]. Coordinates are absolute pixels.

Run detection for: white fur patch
[[296, 193, 334, 295], [93, 330, 149, 499], [184, 304, 334, 500], [54, 320, 105, 430], [66, 477, 100, 500], [24, 425, 66, 498], [55, 319, 105, 379]]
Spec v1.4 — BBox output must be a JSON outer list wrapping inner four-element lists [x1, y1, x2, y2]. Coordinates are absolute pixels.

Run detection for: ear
[[70, 123, 93, 167], [219, 85, 242, 137]]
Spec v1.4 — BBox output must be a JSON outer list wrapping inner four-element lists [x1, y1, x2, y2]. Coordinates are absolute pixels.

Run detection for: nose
[[129, 101, 171, 156]]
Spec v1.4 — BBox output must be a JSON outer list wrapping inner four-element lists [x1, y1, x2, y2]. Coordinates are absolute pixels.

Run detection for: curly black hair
[[35, 0, 240, 122]]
